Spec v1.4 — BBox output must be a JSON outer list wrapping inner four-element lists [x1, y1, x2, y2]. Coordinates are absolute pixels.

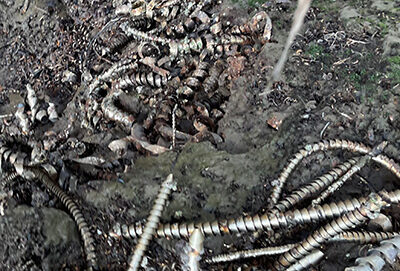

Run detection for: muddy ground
[[0, 0, 400, 270]]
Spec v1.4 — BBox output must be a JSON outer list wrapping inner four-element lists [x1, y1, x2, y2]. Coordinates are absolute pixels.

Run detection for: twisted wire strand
[[330, 231, 400, 244], [205, 243, 296, 264], [268, 139, 372, 208], [311, 155, 370, 206], [24, 166, 98, 271], [272, 157, 360, 213], [273, 193, 389, 271], [127, 174, 176, 271], [285, 249, 324, 271], [110, 194, 372, 239], [344, 236, 400, 271]]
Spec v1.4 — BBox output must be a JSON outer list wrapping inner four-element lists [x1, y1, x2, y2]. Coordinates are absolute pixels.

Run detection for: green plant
[[306, 44, 324, 60], [387, 56, 400, 84]]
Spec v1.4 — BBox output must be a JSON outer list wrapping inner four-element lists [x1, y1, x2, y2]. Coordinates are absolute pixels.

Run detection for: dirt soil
[[0, 0, 400, 270]]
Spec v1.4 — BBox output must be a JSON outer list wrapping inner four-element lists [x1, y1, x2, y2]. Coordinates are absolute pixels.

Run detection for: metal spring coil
[[0, 171, 19, 188], [24, 166, 98, 270], [272, 157, 360, 213], [127, 174, 175, 271], [330, 231, 400, 244], [344, 236, 400, 271], [106, 32, 132, 53], [202, 60, 224, 93], [101, 91, 135, 129], [268, 139, 372, 207], [311, 155, 370, 206], [127, 17, 153, 31], [268, 139, 400, 208], [0, 147, 29, 174], [121, 22, 170, 45], [205, 243, 296, 264], [273, 193, 388, 271], [111, 194, 369, 239], [116, 71, 167, 90], [88, 59, 136, 94], [286, 249, 324, 271], [372, 154, 400, 180], [203, 230, 400, 265]]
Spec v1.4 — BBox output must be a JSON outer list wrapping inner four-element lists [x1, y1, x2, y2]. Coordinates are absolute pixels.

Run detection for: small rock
[[61, 70, 77, 84], [267, 112, 287, 130], [340, 7, 360, 20]]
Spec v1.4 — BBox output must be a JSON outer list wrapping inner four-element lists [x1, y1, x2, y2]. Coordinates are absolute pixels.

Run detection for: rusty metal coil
[[330, 231, 400, 244], [24, 166, 98, 271], [378, 189, 400, 205], [205, 243, 296, 264], [110, 194, 370, 240], [268, 139, 372, 208], [312, 155, 370, 206], [127, 174, 175, 271], [274, 193, 388, 271], [192, 61, 209, 80], [273, 157, 360, 213], [285, 249, 324, 271], [202, 60, 224, 93], [345, 236, 400, 271]]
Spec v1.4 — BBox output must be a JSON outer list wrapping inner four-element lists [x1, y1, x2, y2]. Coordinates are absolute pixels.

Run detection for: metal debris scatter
[[110, 140, 400, 271], [0, 0, 399, 270], [78, 0, 273, 151]]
